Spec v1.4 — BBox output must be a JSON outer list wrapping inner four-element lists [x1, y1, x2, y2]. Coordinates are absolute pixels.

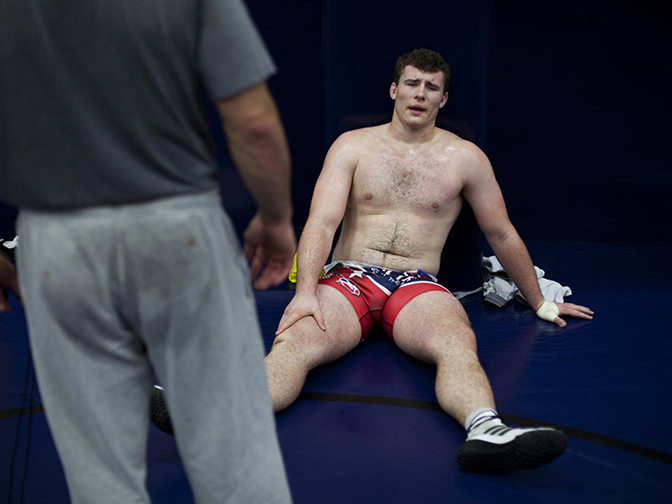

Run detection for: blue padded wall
[[322, 0, 490, 147], [0, 203, 17, 238], [211, 0, 325, 234], [245, 0, 326, 230], [486, 0, 672, 241]]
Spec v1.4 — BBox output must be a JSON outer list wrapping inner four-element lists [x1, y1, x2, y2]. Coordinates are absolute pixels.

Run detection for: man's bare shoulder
[[433, 128, 490, 167], [328, 126, 386, 160], [336, 125, 385, 144]]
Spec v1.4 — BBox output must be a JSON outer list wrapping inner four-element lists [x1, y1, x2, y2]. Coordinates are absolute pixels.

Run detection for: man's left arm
[[462, 146, 593, 327]]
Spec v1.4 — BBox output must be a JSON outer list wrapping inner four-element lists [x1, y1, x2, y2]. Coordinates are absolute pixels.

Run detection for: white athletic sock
[[464, 408, 501, 434]]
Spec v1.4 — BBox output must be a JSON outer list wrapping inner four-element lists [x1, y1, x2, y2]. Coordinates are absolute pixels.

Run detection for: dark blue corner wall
[[208, 0, 326, 235], [486, 0, 671, 241], [2, 0, 670, 250], [322, 1, 489, 145]]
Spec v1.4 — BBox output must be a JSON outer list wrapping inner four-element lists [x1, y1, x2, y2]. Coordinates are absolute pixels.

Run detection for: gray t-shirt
[[0, 0, 275, 210]]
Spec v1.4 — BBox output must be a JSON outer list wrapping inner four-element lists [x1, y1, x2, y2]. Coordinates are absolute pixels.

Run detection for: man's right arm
[[217, 82, 292, 223], [216, 82, 295, 289], [275, 132, 359, 334]]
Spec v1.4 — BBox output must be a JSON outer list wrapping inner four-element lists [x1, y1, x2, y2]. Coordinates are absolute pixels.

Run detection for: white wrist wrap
[[535, 300, 559, 322]]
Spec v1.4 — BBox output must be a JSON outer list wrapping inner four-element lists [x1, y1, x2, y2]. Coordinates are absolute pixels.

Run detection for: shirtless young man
[[151, 48, 593, 472], [265, 49, 594, 473]]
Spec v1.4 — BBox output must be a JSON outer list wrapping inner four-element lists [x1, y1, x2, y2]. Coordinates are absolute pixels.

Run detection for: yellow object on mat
[[288, 254, 298, 283], [287, 254, 325, 284]]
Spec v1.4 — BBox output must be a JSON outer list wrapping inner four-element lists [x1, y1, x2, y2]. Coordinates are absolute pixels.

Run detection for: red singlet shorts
[[318, 261, 451, 340]]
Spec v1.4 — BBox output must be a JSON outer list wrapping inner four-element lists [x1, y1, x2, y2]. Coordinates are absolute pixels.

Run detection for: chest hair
[[361, 148, 451, 208]]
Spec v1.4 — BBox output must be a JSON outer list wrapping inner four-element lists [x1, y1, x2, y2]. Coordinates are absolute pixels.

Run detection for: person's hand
[[243, 212, 296, 290], [0, 255, 20, 313], [535, 299, 594, 328], [276, 291, 326, 335]]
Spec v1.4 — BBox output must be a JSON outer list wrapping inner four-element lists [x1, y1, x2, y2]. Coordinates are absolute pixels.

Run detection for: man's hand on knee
[[276, 292, 326, 335]]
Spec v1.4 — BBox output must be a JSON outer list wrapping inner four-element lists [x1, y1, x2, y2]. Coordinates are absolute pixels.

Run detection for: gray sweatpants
[[16, 192, 292, 504]]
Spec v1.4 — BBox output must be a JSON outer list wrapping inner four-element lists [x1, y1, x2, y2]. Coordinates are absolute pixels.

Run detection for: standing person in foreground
[[267, 48, 593, 473], [0, 1, 294, 503]]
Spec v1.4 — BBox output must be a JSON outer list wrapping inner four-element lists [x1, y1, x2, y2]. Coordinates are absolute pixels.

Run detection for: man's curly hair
[[393, 49, 451, 93]]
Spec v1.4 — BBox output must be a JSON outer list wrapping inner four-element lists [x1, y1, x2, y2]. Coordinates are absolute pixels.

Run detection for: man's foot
[[457, 424, 567, 472], [150, 385, 174, 436]]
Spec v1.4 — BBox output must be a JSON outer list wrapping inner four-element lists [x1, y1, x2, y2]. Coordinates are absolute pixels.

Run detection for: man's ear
[[390, 82, 397, 100], [439, 91, 449, 108]]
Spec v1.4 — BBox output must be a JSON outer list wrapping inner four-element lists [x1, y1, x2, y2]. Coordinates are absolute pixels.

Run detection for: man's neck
[[387, 114, 436, 145]]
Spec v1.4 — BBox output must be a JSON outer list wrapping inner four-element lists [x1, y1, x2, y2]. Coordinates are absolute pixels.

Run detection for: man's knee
[[267, 321, 327, 368], [267, 330, 300, 359], [271, 315, 319, 349]]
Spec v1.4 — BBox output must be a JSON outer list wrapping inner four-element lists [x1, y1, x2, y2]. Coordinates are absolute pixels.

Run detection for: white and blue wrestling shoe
[[457, 421, 567, 472]]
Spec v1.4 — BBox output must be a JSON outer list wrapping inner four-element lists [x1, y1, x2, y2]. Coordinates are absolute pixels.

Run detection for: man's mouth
[[409, 105, 426, 113]]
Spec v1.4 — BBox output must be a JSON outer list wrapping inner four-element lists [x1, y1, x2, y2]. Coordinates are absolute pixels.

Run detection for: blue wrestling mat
[[1, 241, 671, 503]]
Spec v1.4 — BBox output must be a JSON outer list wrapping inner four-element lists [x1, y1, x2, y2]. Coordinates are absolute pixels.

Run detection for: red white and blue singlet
[[318, 261, 451, 340]]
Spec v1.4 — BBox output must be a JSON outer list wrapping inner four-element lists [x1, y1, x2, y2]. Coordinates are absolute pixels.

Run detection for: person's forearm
[[488, 230, 544, 311], [295, 221, 335, 296], [225, 112, 292, 223], [218, 82, 293, 224]]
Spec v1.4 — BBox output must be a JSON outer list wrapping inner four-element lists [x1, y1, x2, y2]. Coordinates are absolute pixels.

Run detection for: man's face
[[390, 66, 448, 128]]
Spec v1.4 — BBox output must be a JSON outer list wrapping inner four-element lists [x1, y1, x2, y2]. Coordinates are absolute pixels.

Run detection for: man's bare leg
[[265, 285, 362, 411], [391, 290, 566, 472], [149, 284, 361, 433], [391, 291, 495, 425]]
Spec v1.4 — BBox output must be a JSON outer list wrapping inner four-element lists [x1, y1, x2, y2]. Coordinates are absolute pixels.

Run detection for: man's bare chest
[[351, 148, 463, 212]]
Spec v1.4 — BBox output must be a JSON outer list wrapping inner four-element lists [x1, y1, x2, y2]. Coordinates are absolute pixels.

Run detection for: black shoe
[[150, 385, 174, 436], [457, 425, 567, 472]]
